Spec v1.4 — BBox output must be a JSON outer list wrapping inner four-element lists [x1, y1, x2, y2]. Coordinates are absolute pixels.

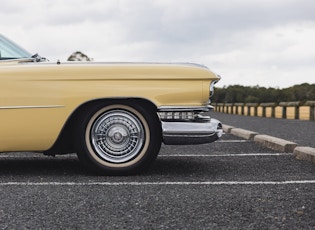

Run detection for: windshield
[[0, 34, 32, 60]]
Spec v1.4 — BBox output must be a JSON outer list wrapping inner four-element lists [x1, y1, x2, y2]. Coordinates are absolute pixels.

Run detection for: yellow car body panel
[[0, 61, 220, 152]]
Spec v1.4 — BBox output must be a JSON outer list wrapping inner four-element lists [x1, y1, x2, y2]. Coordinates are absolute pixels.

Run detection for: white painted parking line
[[0, 180, 314, 186], [0, 153, 291, 159], [159, 153, 292, 157], [217, 140, 249, 143]]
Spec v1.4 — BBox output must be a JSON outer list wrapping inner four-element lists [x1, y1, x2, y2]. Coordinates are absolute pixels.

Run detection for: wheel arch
[[44, 97, 159, 155]]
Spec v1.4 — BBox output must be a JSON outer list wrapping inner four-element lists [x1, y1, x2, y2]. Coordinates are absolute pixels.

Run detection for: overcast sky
[[1, 0, 315, 88]]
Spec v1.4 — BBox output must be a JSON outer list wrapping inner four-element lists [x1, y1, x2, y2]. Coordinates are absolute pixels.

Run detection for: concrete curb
[[230, 128, 258, 140], [224, 123, 314, 164], [254, 135, 297, 153], [222, 125, 234, 133], [293, 147, 315, 163]]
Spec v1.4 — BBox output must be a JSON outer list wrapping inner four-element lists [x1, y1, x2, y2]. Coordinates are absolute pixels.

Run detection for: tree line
[[212, 83, 315, 103]]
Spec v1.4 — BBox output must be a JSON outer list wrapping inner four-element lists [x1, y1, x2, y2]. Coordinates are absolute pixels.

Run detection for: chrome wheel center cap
[[114, 132, 122, 141], [108, 127, 128, 144]]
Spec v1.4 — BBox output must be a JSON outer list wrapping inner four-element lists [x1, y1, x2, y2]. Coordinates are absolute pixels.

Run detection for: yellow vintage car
[[0, 34, 222, 175]]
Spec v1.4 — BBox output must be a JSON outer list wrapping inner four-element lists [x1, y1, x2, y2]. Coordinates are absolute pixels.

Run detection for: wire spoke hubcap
[[90, 110, 145, 163]]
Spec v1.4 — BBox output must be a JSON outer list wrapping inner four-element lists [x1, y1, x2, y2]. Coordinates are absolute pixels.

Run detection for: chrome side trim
[[0, 105, 65, 110], [158, 105, 213, 112]]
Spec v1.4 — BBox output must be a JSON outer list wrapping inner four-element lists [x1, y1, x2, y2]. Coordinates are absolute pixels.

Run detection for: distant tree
[[244, 95, 259, 103], [212, 83, 315, 103], [67, 51, 93, 61]]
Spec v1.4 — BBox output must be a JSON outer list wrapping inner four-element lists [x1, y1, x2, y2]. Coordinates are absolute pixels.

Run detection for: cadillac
[[0, 34, 222, 175]]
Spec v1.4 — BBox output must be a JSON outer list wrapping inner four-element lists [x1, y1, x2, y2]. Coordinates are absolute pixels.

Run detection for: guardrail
[[213, 101, 315, 121]]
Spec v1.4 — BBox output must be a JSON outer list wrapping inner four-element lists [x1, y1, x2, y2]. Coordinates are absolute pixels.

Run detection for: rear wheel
[[75, 102, 161, 175]]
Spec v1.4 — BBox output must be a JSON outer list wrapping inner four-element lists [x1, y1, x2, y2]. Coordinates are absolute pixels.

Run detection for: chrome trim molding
[[158, 105, 213, 112], [0, 105, 65, 110], [210, 80, 217, 98]]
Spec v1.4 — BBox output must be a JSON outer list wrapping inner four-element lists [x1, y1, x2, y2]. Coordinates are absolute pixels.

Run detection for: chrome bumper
[[161, 117, 223, 145]]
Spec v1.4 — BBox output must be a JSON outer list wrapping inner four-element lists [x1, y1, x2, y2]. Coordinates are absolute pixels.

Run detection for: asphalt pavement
[[211, 111, 315, 148], [0, 131, 314, 229]]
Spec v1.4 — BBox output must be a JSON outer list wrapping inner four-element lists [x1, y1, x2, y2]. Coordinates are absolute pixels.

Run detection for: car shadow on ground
[[0, 156, 84, 176], [0, 153, 229, 178]]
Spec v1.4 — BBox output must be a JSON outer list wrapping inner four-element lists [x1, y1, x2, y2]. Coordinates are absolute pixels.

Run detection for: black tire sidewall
[[74, 102, 161, 175]]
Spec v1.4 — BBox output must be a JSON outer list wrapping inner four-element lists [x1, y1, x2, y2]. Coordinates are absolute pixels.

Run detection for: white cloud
[[201, 21, 315, 88], [1, 0, 315, 87]]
